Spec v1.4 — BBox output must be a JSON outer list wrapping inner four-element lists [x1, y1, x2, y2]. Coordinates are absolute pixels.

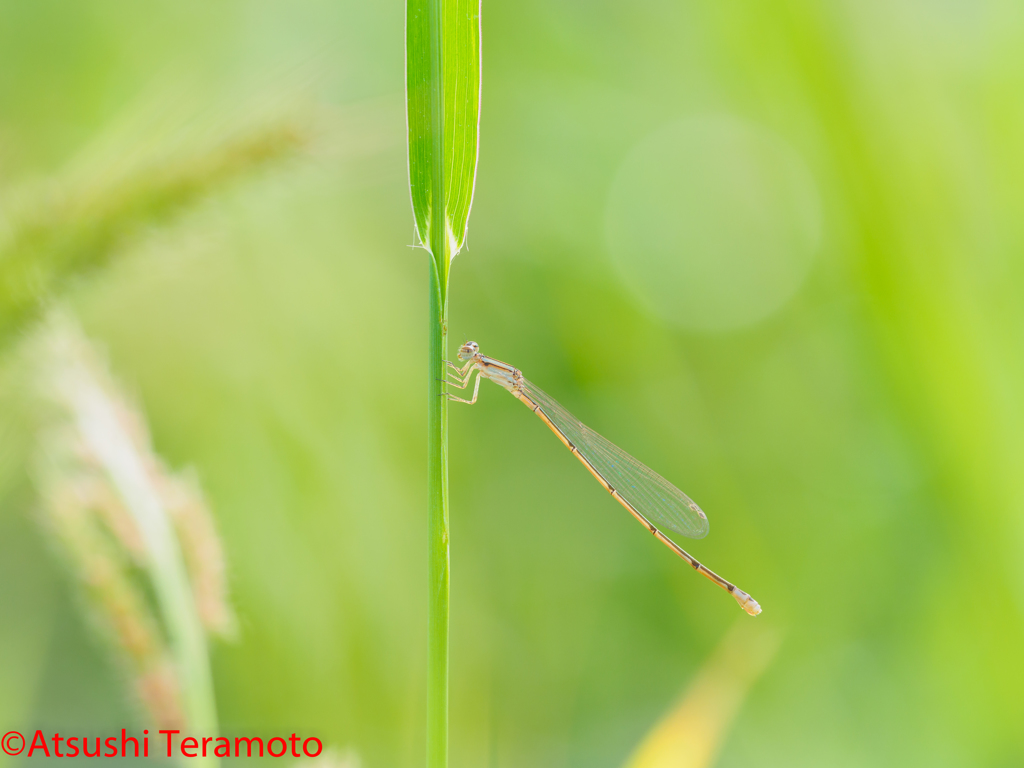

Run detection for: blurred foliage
[[623, 621, 779, 768], [2, 1, 1024, 768], [0, 114, 307, 350], [30, 312, 234, 740]]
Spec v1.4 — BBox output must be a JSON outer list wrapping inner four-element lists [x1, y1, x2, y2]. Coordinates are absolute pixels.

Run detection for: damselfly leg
[[445, 373, 481, 404]]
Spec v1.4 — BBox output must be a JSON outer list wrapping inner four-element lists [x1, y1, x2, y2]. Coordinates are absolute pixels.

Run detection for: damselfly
[[446, 341, 761, 616]]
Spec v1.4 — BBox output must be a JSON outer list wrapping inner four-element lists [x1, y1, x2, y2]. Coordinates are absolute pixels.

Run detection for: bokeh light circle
[[605, 116, 822, 331]]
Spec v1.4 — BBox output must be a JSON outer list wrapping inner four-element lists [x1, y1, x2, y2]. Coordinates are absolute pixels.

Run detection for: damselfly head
[[457, 341, 480, 360]]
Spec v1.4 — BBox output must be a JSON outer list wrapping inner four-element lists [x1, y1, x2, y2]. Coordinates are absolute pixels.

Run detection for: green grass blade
[[407, 0, 481, 282]]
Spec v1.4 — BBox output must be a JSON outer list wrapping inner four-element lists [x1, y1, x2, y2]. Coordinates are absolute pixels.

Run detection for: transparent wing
[[520, 378, 709, 539]]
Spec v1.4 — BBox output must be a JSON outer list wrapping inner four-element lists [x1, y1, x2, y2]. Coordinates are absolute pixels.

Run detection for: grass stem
[[426, 253, 449, 768]]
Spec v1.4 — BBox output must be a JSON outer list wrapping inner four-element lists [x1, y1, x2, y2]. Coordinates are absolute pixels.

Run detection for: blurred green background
[[2, 1, 1024, 766]]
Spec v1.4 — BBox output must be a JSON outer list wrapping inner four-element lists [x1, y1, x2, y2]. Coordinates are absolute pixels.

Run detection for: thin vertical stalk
[[425, 0, 450, 765], [427, 257, 449, 768]]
